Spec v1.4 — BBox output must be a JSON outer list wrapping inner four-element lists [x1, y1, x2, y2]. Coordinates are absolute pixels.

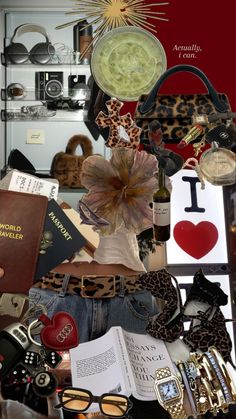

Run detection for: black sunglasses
[[55, 387, 133, 417]]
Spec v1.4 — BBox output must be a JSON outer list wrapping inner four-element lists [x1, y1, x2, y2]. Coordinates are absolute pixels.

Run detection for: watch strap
[[155, 367, 188, 419], [155, 366, 172, 380], [166, 401, 189, 419]]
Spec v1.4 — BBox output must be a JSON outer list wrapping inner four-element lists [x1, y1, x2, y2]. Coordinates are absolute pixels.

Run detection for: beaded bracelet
[[207, 347, 236, 402], [201, 354, 228, 414], [205, 351, 232, 404]]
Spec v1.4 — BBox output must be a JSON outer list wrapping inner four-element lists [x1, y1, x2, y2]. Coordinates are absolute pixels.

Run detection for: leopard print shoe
[[183, 269, 235, 366], [137, 269, 184, 343], [183, 306, 235, 366]]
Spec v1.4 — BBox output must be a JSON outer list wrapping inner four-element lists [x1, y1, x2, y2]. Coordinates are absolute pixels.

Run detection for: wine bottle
[[153, 165, 170, 242]]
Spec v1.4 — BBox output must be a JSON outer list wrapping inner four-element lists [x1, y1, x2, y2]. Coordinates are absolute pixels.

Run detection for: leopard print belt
[[34, 272, 143, 299]]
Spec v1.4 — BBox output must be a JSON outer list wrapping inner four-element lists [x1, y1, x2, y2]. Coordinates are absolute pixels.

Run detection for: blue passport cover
[[35, 199, 87, 280]]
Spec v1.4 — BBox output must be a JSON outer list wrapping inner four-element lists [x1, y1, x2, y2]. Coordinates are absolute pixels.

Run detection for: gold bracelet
[[189, 352, 220, 415], [185, 361, 211, 416], [207, 347, 236, 402], [188, 353, 213, 414], [194, 377, 211, 415], [176, 361, 198, 417], [201, 354, 228, 414], [205, 348, 233, 405]]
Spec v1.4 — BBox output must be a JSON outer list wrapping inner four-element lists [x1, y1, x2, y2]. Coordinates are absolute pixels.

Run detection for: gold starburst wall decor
[[56, 0, 169, 58]]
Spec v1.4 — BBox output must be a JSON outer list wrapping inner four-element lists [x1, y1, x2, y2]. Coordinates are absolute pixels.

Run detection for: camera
[[35, 71, 63, 101], [46, 74, 91, 111], [46, 97, 84, 111]]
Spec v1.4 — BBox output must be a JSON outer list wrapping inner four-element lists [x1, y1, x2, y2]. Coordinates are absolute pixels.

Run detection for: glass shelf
[[1, 53, 90, 68], [2, 88, 42, 101], [2, 88, 86, 101], [1, 108, 88, 122]]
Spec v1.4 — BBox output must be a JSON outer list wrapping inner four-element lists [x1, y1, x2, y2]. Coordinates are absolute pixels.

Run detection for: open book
[[70, 326, 175, 405]]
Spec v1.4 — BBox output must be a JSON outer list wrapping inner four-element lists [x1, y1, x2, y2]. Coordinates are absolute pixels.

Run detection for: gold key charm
[[193, 139, 206, 157]]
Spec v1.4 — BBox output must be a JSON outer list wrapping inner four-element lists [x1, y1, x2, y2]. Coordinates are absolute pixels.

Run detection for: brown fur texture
[[51, 134, 93, 188]]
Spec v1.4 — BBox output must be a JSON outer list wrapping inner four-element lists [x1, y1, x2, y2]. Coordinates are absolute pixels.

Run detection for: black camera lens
[[45, 79, 63, 99]]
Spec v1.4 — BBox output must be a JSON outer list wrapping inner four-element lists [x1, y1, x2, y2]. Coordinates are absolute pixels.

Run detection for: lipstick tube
[[178, 124, 204, 148]]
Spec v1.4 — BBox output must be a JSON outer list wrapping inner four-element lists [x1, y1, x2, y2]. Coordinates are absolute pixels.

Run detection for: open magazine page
[[122, 330, 175, 400], [69, 327, 133, 411]]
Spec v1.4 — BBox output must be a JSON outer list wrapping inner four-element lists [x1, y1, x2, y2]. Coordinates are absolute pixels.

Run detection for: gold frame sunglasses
[[55, 387, 133, 418]]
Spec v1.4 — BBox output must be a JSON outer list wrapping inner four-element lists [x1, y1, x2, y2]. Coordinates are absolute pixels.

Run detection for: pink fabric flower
[[80, 148, 158, 235]]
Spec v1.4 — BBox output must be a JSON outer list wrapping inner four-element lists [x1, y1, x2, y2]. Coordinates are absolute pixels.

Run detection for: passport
[[35, 199, 87, 280]]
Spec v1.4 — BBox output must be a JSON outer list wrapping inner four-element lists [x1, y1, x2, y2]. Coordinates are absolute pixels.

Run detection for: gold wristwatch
[[154, 367, 188, 419]]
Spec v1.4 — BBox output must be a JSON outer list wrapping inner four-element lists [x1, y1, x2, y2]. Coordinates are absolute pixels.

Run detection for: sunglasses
[[55, 387, 132, 417]]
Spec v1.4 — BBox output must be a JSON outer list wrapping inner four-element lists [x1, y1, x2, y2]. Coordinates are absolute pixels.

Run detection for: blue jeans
[[29, 276, 158, 343], [28, 278, 163, 419]]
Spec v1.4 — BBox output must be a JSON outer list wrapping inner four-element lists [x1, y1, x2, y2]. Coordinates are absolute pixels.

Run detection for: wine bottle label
[[153, 202, 170, 226]]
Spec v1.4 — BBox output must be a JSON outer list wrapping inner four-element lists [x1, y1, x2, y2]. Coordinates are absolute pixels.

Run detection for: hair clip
[[78, 200, 109, 228]]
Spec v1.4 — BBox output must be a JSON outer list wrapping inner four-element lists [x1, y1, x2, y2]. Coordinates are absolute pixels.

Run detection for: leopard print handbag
[[51, 134, 93, 188], [134, 64, 231, 143]]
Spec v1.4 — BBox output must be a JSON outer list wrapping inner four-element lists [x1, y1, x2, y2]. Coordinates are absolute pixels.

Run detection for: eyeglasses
[[55, 387, 132, 417]]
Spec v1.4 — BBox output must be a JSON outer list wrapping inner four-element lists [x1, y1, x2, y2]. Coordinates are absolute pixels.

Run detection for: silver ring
[[27, 319, 43, 347]]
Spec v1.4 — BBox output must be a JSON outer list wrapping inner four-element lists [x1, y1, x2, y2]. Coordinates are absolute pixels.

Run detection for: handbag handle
[[65, 134, 93, 158], [139, 64, 228, 114]]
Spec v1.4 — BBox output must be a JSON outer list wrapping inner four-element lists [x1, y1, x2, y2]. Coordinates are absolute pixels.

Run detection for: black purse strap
[[139, 64, 228, 114]]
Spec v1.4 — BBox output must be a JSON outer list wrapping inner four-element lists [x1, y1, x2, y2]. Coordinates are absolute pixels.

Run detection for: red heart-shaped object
[[40, 311, 79, 351], [173, 221, 218, 259]]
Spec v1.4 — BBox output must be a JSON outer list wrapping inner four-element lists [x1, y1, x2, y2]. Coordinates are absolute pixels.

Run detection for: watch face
[[158, 379, 180, 402]]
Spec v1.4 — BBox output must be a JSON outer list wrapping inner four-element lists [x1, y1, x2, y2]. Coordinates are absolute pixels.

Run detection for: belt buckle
[[81, 275, 116, 298]]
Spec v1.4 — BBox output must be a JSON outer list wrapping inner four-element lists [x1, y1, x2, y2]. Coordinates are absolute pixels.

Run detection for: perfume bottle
[[199, 141, 236, 186]]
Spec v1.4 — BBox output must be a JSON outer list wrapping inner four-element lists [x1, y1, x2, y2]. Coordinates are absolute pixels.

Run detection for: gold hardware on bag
[[193, 139, 206, 157]]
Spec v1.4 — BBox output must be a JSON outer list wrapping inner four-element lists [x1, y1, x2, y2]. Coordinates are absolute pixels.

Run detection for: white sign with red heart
[[166, 169, 228, 264]]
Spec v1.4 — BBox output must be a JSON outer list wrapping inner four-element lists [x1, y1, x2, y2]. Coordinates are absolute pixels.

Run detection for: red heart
[[173, 221, 218, 259], [40, 311, 79, 351]]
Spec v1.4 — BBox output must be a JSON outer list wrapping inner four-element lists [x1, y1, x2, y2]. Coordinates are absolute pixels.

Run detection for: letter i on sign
[[166, 169, 228, 264]]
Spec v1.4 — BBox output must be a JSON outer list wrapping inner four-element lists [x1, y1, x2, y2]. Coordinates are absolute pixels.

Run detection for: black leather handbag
[[134, 64, 231, 142]]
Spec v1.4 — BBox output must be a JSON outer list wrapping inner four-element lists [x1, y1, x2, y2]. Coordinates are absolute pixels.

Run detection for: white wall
[[0, 0, 73, 10]]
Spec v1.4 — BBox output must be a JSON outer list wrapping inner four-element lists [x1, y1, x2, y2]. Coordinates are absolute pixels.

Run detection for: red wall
[[124, 0, 235, 116]]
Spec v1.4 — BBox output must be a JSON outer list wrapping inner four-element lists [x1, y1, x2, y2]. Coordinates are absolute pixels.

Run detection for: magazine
[[70, 326, 174, 405]]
